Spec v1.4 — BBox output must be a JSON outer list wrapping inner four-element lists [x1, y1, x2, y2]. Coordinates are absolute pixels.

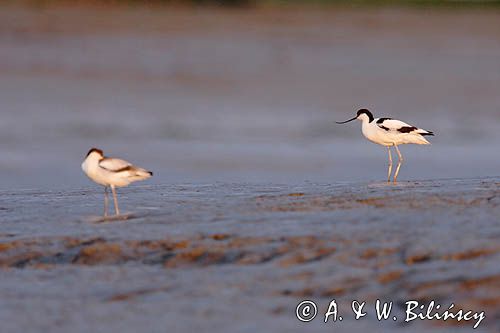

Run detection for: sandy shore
[[0, 178, 498, 332]]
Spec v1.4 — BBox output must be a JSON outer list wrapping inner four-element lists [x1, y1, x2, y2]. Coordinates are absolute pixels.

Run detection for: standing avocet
[[82, 148, 153, 216], [336, 109, 434, 183]]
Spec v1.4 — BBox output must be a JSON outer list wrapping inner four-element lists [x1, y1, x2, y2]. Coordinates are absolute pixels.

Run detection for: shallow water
[[0, 6, 499, 189]]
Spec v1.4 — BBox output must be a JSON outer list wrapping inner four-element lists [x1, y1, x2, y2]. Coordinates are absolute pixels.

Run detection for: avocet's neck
[[357, 113, 375, 140], [82, 152, 103, 173], [357, 113, 372, 124]]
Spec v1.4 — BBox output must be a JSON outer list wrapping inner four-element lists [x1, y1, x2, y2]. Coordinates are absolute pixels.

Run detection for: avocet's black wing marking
[[398, 126, 419, 133], [376, 117, 392, 124], [376, 119, 415, 132], [376, 118, 434, 136], [376, 118, 394, 131]]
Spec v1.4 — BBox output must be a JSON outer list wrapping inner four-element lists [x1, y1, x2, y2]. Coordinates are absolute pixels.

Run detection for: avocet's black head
[[336, 108, 374, 124], [356, 109, 374, 122], [86, 148, 103, 158]]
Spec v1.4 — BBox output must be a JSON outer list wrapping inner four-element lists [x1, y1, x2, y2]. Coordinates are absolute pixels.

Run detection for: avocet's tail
[[127, 167, 153, 182], [413, 128, 434, 145], [417, 129, 434, 136]]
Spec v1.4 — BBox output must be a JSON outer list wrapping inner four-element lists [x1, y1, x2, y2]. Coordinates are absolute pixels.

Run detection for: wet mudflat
[[0, 178, 498, 332], [0, 4, 499, 332]]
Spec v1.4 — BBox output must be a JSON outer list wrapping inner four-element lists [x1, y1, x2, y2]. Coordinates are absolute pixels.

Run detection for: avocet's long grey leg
[[393, 145, 404, 183], [104, 186, 109, 217], [110, 185, 120, 216], [387, 146, 393, 183]]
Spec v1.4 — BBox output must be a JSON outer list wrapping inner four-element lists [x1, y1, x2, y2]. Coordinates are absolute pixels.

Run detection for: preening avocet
[[82, 148, 153, 216], [336, 109, 434, 183]]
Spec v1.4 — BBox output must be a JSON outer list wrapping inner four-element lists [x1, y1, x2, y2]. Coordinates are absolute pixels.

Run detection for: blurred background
[[1, 0, 499, 189]]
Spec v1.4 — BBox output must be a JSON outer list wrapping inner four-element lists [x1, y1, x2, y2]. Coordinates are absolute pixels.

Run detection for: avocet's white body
[[82, 148, 152, 216], [336, 109, 434, 182], [360, 116, 432, 146]]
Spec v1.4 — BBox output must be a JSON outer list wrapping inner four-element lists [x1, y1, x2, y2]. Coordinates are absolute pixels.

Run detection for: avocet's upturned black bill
[[336, 108, 434, 183], [335, 117, 357, 124], [336, 109, 375, 124], [82, 148, 153, 216]]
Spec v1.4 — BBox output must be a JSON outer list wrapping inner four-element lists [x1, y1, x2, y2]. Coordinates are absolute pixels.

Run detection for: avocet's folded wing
[[99, 157, 132, 172]]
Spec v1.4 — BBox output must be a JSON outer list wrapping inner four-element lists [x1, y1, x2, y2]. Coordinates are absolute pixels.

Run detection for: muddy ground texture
[[0, 178, 498, 332]]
